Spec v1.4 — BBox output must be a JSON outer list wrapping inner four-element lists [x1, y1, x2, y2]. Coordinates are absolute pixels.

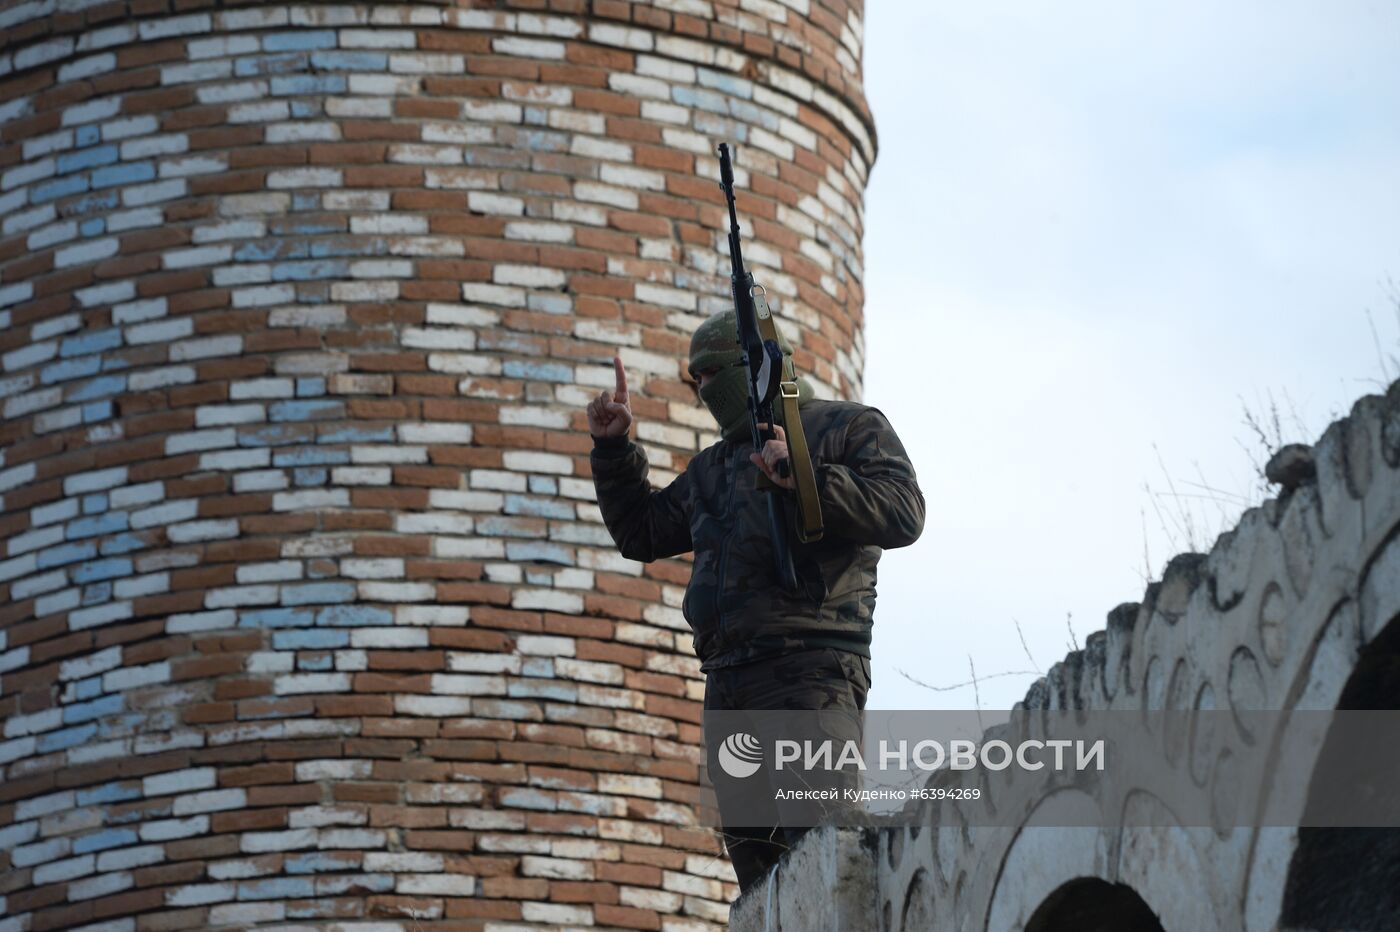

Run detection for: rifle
[[716, 143, 824, 594]]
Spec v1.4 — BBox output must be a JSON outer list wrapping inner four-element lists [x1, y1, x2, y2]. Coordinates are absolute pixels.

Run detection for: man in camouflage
[[586, 309, 926, 893]]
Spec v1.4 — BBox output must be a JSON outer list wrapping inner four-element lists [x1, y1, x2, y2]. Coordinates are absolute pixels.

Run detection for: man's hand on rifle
[[751, 422, 796, 490], [587, 356, 634, 439]]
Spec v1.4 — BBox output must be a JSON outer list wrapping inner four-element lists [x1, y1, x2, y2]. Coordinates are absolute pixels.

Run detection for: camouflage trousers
[[702, 647, 872, 894]]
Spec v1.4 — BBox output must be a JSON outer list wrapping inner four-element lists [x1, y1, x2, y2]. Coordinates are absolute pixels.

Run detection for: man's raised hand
[[587, 355, 634, 439]]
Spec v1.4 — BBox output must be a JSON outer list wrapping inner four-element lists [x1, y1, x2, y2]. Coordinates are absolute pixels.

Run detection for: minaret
[[0, 2, 875, 928]]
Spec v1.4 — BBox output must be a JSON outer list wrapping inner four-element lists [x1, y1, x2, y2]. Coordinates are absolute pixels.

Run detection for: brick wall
[[0, 1, 873, 929]]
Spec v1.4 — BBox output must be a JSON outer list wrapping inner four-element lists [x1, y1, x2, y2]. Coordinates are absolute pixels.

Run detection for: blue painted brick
[[316, 425, 393, 444], [60, 328, 122, 358], [289, 100, 321, 119], [38, 723, 98, 753], [67, 190, 119, 215], [529, 293, 572, 315], [297, 653, 333, 671], [100, 533, 147, 556], [235, 240, 296, 262], [285, 220, 341, 236], [41, 354, 103, 384], [67, 511, 128, 540], [272, 447, 348, 467], [57, 144, 118, 174], [271, 74, 345, 96], [75, 124, 101, 147], [83, 400, 113, 423], [697, 70, 753, 99], [38, 540, 98, 569], [292, 468, 327, 487], [74, 827, 138, 854], [291, 192, 319, 211], [282, 581, 355, 606], [502, 360, 572, 382], [90, 162, 155, 190], [239, 607, 315, 629], [64, 693, 124, 725], [239, 424, 312, 447], [82, 582, 113, 605], [80, 218, 105, 237], [31, 174, 90, 203], [505, 541, 573, 564], [72, 676, 103, 701], [316, 604, 392, 627], [77, 781, 142, 806], [273, 629, 347, 650], [728, 99, 777, 130], [527, 476, 558, 495], [263, 30, 336, 52], [505, 495, 573, 519], [72, 557, 131, 584], [82, 494, 108, 514], [69, 375, 127, 402], [296, 378, 325, 397], [309, 50, 386, 71], [269, 400, 344, 423], [234, 52, 309, 77]]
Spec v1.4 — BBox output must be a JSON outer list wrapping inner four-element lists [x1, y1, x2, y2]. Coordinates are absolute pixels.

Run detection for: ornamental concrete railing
[[732, 380, 1400, 932]]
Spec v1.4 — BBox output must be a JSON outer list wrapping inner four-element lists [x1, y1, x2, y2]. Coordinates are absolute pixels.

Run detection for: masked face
[[696, 363, 751, 442]]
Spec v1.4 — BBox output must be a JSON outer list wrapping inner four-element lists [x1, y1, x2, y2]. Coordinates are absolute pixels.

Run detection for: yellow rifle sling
[[752, 292, 824, 544]]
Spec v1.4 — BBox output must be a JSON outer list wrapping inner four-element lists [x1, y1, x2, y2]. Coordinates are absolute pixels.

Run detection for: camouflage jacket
[[590, 398, 926, 671]]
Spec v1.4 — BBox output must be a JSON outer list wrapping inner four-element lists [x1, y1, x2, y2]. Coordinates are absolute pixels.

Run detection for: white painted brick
[[172, 789, 246, 815], [97, 844, 164, 872], [398, 873, 476, 896], [69, 869, 134, 901], [397, 605, 469, 626], [236, 561, 302, 584], [114, 297, 169, 324], [340, 558, 403, 580], [167, 519, 239, 543], [272, 489, 348, 512], [103, 661, 170, 692], [274, 674, 351, 695], [128, 365, 195, 391], [132, 499, 197, 529], [59, 647, 122, 684], [171, 335, 241, 361], [431, 674, 506, 696], [126, 317, 194, 345], [394, 695, 472, 717], [69, 601, 134, 631]]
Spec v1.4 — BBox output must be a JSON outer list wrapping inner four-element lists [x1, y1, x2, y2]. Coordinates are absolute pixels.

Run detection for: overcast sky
[[859, 1, 1400, 709]]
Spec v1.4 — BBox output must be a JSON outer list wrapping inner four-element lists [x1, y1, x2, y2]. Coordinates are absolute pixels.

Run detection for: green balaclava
[[687, 309, 815, 442]]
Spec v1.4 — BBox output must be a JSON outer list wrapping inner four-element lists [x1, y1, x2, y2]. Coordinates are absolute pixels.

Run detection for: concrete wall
[[732, 380, 1400, 931], [0, 1, 874, 929]]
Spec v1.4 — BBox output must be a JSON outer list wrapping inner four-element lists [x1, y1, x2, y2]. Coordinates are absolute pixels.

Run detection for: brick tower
[[0, 2, 874, 929]]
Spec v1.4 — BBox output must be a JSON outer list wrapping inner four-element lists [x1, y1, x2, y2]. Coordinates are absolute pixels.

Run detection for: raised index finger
[[612, 355, 628, 402]]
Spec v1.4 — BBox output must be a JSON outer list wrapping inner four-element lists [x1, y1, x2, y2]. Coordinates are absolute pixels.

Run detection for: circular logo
[[718, 732, 763, 779]]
